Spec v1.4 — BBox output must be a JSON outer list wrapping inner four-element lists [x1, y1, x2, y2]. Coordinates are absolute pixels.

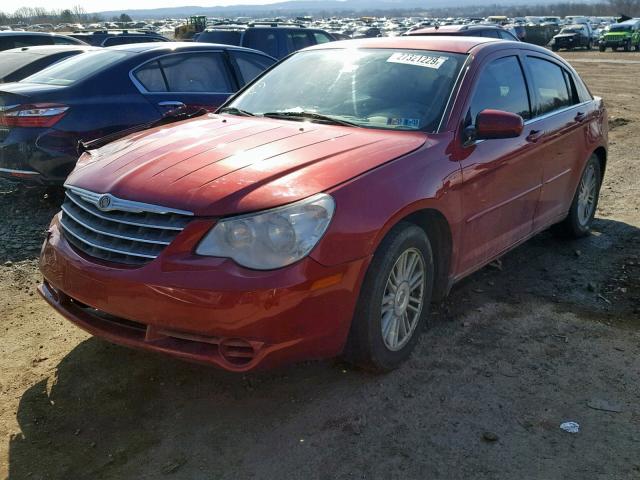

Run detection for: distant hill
[[97, 0, 577, 19]]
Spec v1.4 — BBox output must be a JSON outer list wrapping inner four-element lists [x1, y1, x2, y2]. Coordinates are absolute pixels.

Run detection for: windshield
[[227, 48, 466, 132], [609, 24, 632, 32], [21, 50, 129, 86]]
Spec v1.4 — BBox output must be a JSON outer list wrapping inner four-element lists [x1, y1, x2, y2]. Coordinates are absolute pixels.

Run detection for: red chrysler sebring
[[38, 37, 607, 372]]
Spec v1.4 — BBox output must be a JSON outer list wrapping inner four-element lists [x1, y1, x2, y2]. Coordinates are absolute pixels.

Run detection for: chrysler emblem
[[97, 194, 112, 211]]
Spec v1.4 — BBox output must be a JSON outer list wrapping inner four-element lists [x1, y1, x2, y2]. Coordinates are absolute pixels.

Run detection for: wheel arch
[[373, 207, 454, 303], [593, 146, 607, 179]]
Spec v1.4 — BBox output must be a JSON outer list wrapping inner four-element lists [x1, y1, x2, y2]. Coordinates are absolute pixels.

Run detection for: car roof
[[71, 30, 163, 36], [2, 45, 99, 55], [409, 24, 504, 35], [0, 31, 77, 37], [306, 36, 499, 54], [106, 41, 274, 56]]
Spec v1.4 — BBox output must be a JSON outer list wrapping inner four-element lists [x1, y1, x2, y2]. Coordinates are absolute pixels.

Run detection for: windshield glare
[[21, 50, 129, 86], [227, 48, 466, 132]]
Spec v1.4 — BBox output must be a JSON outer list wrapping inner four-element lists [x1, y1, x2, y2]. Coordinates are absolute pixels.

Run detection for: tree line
[[0, 7, 133, 26]]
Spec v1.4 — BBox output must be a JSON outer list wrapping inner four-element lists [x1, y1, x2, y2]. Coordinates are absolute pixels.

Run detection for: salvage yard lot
[[1, 49, 639, 479]]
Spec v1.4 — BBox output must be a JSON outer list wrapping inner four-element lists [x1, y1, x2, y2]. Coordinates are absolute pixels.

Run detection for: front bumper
[[39, 214, 370, 371]]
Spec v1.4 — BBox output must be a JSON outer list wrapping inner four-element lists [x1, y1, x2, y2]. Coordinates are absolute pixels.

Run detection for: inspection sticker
[[387, 52, 447, 69], [387, 118, 421, 128]]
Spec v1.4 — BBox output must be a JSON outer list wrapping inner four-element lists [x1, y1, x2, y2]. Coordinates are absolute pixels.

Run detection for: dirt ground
[[1, 50, 639, 480]]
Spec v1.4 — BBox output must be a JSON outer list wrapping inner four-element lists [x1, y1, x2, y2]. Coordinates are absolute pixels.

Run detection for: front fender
[[311, 132, 463, 269]]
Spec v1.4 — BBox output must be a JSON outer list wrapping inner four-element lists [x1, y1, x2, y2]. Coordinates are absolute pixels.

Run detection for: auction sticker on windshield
[[387, 52, 448, 69]]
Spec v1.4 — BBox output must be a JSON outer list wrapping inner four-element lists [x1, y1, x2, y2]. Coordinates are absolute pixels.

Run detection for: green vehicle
[[599, 20, 640, 52]]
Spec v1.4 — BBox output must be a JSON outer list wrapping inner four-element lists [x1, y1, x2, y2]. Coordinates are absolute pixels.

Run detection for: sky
[[2, 0, 284, 14]]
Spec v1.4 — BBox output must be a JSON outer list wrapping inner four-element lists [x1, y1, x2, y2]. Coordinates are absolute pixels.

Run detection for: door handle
[[158, 101, 186, 109], [526, 129, 545, 143], [574, 111, 586, 122]]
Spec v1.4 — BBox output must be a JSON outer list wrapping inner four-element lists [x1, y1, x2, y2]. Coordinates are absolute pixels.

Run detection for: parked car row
[[15, 35, 606, 373], [0, 42, 276, 184]]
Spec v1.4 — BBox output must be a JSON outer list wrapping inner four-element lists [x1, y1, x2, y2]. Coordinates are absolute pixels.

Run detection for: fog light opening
[[219, 338, 256, 366]]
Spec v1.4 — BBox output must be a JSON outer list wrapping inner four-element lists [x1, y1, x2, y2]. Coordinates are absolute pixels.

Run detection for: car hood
[[604, 32, 630, 37], [66, 114, 428, 216], [555, 33, 579, 39]]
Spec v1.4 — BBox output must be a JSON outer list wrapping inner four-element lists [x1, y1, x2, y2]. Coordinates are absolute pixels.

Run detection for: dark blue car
[[0, 42, 276, 185]]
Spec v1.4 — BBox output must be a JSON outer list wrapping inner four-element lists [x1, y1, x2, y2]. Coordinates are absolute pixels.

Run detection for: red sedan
[[38, 37, 607, 372]]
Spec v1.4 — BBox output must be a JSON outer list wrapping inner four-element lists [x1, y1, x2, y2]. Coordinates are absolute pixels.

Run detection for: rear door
[[131, 51, 239, 114], [522, 54, 598, 230]]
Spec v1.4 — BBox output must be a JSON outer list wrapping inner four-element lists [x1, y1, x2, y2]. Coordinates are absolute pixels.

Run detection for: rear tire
[[344, 222, 434, 372], [555, 155, 602, 238], [599, 45, 606, 52]]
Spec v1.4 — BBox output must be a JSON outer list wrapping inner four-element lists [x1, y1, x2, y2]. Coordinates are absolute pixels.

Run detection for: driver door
[[453, 53, 545, 275]]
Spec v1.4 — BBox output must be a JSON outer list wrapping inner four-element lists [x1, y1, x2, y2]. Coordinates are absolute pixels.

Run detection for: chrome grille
[[60, 186, 193, 266]]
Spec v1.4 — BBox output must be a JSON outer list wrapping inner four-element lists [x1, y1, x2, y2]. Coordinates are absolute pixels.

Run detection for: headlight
[[196, 194, 335, 270]]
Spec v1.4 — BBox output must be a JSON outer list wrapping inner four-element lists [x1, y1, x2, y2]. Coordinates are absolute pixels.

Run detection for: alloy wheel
[[380, 247, 425, 351], [577, 163, 597, 226]]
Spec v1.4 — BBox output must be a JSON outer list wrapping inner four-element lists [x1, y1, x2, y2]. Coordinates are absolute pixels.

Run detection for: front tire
[[556, 155, 602, 237], [345, 222, 434, 371]]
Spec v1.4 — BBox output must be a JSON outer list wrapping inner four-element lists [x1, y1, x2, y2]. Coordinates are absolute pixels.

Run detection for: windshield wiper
[[218, 106, 255, 116], [77, 106, 207, 154], [261, 111, 360, 127]]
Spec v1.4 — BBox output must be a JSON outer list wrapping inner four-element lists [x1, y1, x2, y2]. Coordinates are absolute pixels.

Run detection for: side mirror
[[476, 109, 524, 139], [464, 109, 524, 145]]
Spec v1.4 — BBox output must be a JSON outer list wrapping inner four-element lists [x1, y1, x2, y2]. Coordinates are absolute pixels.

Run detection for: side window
[[244, 30, 278, 58], [231, 51, 276, 85], [133, 60, 167, 92], [285, 31, 314, 52], [53, 36, 77, 45], [12, 36, 53, 48], [312, 31, 333, 44], [526, 57, 571, 116], [562, 69, 580, 105], [498, 30, 515, 40], [467, 55, 531, 125], [482, 30, 501, 38], [159, 53, 234, 92]]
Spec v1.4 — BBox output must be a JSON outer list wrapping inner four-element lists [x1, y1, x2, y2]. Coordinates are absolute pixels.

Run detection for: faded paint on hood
[[67, 113, 428, 216]]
